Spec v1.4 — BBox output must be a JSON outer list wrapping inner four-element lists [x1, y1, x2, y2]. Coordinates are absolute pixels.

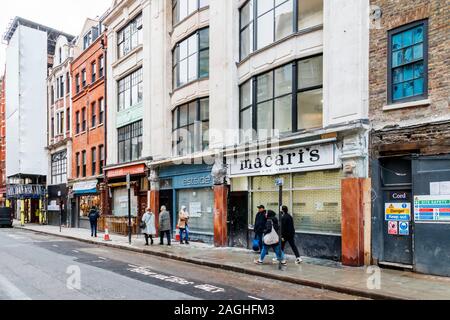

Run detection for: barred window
[[51, 151, 67, 185], [118, 121, 143, 163], [118, 68, 143, 111]]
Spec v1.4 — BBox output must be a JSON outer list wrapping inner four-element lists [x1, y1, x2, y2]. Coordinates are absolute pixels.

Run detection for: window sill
[[113, 45, 143, 68], [383, 99, 431, 111], [171, 77, 209, 95]]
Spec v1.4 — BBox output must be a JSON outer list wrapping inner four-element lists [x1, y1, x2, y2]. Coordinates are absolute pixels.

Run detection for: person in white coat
[[141, 208, 156, 246]]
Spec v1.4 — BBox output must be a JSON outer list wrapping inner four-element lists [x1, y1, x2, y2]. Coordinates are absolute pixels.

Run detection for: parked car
[[0, 207, 13, 228]]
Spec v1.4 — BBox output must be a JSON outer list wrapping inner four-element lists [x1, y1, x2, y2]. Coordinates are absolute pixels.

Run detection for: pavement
[[12, 221, 450, 300]]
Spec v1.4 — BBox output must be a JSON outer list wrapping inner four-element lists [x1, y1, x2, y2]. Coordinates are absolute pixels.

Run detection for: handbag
[[263, 227, 279, 246], [252, 239, 261, 252], [140, 221, 147, 230]]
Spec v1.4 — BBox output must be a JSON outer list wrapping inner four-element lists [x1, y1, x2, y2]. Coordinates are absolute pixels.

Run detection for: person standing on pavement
[[178, 206, 190, 245], [141, 208, 156, 246], [254, 205, 267, 251], [159, 206, 171, 246], [254, 210, 287, 266], [88, 206, 100, 238], [281, 206, 303, 264]]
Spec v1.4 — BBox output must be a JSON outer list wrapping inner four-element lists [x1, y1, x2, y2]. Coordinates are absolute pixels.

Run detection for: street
[[0, 228, 364, 300]]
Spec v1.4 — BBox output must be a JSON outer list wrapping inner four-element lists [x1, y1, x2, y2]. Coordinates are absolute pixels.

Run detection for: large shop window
[[112, 187, 138, 217], [51, 151, 67, 185], [250, 171, 343, 234], [177, 188, 214, 235], [239, 55, 323, 142], [388, 20, 428, 103], [239, 0, 323, 60], [118, 121, 143, 164], [118, 13, 143, 59], [118, 68, 143, 112], [173, 28, 209, 89], [172, 0, 209, 25], [172, 98, 209, 156]]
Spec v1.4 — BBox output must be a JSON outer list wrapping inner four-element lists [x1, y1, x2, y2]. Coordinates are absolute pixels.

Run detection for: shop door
[[228, 192, 249, 248], [412, 155, 450, 277], [380, 157, 413, 266]]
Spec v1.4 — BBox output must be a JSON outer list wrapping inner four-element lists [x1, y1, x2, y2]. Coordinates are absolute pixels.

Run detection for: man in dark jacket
[[88, 206, 100, 238], [254, 205, 267, 251], [255, 210, 287, 265], [281, 206, 302, 264]]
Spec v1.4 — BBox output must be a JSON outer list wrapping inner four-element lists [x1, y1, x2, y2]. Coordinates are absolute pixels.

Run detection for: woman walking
[[254, 210, 287, 266], [141, 208, 156, 246]]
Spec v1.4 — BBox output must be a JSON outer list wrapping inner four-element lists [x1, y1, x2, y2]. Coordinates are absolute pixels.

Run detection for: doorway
[[228, 192, 249, 248]]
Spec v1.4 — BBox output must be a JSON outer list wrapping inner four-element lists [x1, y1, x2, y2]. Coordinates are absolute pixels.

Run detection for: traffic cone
[[104, 224, 112, 242], [175, 225, 180, 242]]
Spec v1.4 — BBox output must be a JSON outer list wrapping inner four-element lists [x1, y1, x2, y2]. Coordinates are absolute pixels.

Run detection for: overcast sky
[[0, 0, 112, 74]]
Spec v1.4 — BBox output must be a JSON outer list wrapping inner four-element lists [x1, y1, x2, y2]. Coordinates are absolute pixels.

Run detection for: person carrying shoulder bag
[[254, 210, 287, 266]]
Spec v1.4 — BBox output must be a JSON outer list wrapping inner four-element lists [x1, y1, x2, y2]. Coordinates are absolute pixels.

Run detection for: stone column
[[149, 169, 160, 232], [212, 159, 228, 247]]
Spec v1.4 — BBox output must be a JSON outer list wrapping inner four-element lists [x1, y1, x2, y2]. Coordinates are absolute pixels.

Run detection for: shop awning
[[73, 180, 98, 195]]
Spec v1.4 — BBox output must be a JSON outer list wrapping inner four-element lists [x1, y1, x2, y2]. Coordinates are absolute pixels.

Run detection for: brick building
[[0, 74, 5, 205], [69, 18, 107, 230], [369, 0, 450, 276]]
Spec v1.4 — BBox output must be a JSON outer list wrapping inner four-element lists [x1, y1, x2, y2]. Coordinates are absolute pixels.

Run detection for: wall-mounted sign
[[430, 181, 450, 196], [106, 164, 146, 179], [385, 203, 411, 221], [388, 192, 410, 202], [227, 144, 340, 178], [73, 180, 98, 195], [173, 173, 213, 190], [414, 195, 450, 222], [399, 222, 410, 236], [189, 202, 202, 218], [388, 221, 398, 235]]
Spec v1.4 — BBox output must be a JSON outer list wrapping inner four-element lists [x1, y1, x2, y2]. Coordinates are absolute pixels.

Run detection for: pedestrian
[[178, 206, 190, 245], [280, 206, 303, 264], [159, 206, 171, 246], [88, 206, 100, 238], [253, 205, 267, 252], [254, 210, 287, 266], [141, 208, 156, 246]]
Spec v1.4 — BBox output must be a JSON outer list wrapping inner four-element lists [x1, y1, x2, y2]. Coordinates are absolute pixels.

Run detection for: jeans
[[282, 236, 301, 259], [160, 231, 171, 245], [90, 222, 98, 237], [255, 233, 263, 251], [179, 227, 189, 242], [260, 243, 285, 262]]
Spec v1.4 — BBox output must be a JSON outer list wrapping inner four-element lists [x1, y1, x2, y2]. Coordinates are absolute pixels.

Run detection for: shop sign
[[173, 173, 213, 190], [385, 203, 411, 221], [227, 143, 340, 178], [48, 200, 60, 212], [73, 180, 98, 195], [388, 221, 398, 235], [414, 195, 450, 222], [399, 222, 410, 236], [106, 164, 146, 179]]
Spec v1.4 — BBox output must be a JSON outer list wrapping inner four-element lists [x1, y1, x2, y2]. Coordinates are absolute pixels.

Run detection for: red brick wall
[[70, 34, 107, 181], [0, 75, 6, 191], [370, 0, 449, 129]]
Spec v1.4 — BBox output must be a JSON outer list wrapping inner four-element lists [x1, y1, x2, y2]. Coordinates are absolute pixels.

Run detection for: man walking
[[159, 206, 171, 246], [281, 206, 302, 264], [254, 205, 267, 251], [88, 206, 100, 238]]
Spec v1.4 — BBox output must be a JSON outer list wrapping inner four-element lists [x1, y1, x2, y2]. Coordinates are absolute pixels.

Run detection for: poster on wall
[[414, 195, 450, 222], [399, 222, 410, 236], [385, 203, 411, 221], [189, 202, 202, 218], [388, 221, 398, 235]]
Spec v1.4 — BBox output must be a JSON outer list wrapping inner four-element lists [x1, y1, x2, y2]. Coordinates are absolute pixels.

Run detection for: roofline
[[3, 16, 75, 44]]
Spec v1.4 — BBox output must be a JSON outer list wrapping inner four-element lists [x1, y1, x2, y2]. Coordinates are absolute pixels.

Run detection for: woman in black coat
[[254, 210, 287, 265], [281, 206, 302, 264]]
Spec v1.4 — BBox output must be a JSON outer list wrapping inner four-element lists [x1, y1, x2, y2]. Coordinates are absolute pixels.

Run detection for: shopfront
[[227, 142, 344, 260], [159, 164, 214, 243], [72, 180, 100, 229], [47, 184, 68, 227]]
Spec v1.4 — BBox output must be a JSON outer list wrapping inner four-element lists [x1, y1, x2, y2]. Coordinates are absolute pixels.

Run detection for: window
[[83, 31, 92, 50], [172, 0, 209, 25], [239, 55, 323, 141], [118, 68, 143, 111], [59, 47, 62, 64], [239, 0, 323, 60], [51, 117, 55, 139], [82, 151, 87, 177], [173, 28, 209, 88], [51, 86, 55, 105], [51, 151, 67, 185], [82, 108, 87, 131], [82, 69, 86, 87], [57, 112, 64, 135], [172, 97, 209, 156], [66, 73, 70, 93], [99, 145, 105, 174], [91, 102, 97, 128], [92, 148, 97, 176], [76, 74, 80, 93], [66, 108, 70, 132], [76, 111, 80, 134], [76, 153, 80, 178], [99, 56, 104, 78], [59, 76, 64, 98], [388, 20, 428, 103], [99, 98, 105, 124], [118, 121, 143, 164], [118, 13, 143, 59], [91, 61, 97, 83]]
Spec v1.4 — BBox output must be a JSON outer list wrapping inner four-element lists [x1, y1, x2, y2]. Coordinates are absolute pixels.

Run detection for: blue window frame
[[388, 20, 428, 104]]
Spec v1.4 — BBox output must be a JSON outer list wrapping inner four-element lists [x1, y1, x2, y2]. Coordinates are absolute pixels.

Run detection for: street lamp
[[58, 190, 62, 233], [275, 178, 284, 271]]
